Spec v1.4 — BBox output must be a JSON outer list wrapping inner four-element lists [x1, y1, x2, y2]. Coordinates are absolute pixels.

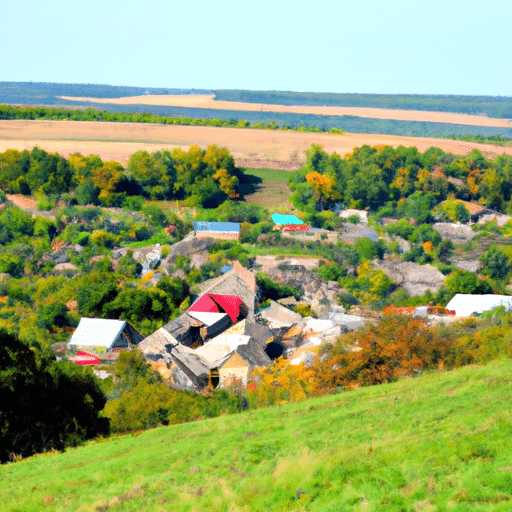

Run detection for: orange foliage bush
[[314, 315, 453, 389]]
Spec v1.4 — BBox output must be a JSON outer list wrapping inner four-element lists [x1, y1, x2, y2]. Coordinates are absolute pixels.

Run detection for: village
[[62, 202, 512, 393]]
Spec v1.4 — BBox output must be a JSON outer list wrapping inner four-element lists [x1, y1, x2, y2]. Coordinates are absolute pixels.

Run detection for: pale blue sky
[[1, 0, 511, 96]]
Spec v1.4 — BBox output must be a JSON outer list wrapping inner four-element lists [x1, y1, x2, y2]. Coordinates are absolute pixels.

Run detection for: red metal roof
[[188, 293, 243, 323], [69, 351, 100, 366]]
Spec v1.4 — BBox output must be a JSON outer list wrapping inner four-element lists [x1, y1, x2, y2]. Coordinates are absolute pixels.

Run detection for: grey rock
[[433, 223, 476, 244], [373, 259, 446, 297]]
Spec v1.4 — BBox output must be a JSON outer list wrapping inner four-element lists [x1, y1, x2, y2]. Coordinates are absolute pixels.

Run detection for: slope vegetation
[[2, 360, 512, 511]]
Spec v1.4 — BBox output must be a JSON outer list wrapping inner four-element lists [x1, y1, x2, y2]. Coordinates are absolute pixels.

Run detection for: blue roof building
[[193, 221, 240, 240]]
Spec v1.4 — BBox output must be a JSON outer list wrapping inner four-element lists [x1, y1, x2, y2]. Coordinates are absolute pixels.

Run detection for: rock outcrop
[[433, 223, 476, 244], [372, 260, 446, 297]]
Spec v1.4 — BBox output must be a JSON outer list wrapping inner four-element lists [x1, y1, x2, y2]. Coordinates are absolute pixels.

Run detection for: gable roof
[[68, 318, 127, 350], [199, 263, 257, 316], [258, 300, 302, 329], [221, 319, 273, 346], [188, 293, 244, 323], [193, 221, 240, 233], [211, 339, 272, 370]]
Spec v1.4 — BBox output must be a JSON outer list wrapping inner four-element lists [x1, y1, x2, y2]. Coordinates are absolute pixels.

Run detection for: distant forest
[[215, 90, 512, 119], [1, 82, 512, 139]]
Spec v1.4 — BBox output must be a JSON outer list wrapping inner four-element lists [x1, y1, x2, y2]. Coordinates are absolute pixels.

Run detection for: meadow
[[2, 359, 512, 511]]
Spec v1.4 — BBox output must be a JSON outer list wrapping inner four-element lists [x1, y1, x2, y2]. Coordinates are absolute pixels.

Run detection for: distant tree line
[[214, 90, 512, 119], [0, 104, 345, 134]]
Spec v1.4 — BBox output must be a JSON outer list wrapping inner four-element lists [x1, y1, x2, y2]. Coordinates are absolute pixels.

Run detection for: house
[[220, 318, 274, 347], [193, 221, 240, 240], [209, 338, 272, 388], [445, 294, 512, 317], [439, 200, 495, 223], [186, 293, 248, 341], [198, 261, 257, 318], [67, 318, 144, 353], [257, 300, 302, 329]]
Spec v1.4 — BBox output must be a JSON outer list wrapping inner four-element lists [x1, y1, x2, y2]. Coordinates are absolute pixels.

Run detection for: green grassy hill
[[3, 360, 512, 511]]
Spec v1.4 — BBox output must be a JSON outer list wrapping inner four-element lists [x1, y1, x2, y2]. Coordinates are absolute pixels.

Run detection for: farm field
[[240, 168, 293, 208], [59, 94, 512, 128], [2, 119, 512, 170], [2, 359, 512, 511]]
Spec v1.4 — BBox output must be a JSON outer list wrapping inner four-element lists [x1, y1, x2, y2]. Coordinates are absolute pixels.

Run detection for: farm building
[[446, 294, 512, 317], [439, 200, 496, 223], [209, 338, 272, 388], [257, 300, 302, 329], [199, 261, 257, 318], [186, 293, 248, 340], [193, 221, 240, 240], [271, 213, 304, 227], [67, 318, 144, 353]]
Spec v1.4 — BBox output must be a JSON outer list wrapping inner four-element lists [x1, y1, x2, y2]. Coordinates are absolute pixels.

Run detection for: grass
[[3, 360, 512, 511], [240, 168, 293, 208]]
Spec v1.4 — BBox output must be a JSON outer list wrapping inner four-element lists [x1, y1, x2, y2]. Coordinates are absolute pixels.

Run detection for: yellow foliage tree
[[92, 161, 122, 205], [305, 171, 339, 204]]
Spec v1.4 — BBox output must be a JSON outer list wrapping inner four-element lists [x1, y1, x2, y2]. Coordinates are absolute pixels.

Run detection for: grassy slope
[[2, 360, 512, 511]]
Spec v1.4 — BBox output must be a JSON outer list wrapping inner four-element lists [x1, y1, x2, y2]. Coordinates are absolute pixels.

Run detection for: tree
[[0, 331, 108, 462], [126, 151, 170, 199], [444, 270, 492, 295], [480, 245, 512, 280], [92, 161, 123, 205], [315, 316, 452, 389]]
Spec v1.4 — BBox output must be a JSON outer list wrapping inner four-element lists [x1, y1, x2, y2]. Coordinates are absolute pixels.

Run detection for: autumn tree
[[92, 161, 123, 205], [315, 315, 453, 389]]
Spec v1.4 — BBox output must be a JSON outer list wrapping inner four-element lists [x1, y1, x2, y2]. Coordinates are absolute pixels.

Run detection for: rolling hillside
[[2, 359, 512, 511]]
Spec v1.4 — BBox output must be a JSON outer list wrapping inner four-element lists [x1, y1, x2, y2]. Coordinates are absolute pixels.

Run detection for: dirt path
[[1, 120, 511, 169]]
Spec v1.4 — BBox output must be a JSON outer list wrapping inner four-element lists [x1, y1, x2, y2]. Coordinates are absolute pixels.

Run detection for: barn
[[67, 318, 144, 353]]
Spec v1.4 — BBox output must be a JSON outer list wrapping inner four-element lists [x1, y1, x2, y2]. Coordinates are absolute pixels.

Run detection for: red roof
[[188, 293, 243, 322], [69, 351, 100, 366]]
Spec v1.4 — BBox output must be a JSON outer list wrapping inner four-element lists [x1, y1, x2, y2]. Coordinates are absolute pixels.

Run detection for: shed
[[193, 221, 240, 240], [67, 318, 144, 353], [445, 294, 512, 317]]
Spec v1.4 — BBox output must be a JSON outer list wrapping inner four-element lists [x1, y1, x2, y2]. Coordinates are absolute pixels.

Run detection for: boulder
[[433, 223, 476, 244], [373, 260, 446, 297]]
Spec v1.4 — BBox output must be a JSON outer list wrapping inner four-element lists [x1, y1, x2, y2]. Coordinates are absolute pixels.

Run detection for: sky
[[1, 0, 511, 96]]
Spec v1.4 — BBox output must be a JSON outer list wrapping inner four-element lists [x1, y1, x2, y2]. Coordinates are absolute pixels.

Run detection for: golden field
[[59, 94, 512, 128], [1, 120, 512, 170]]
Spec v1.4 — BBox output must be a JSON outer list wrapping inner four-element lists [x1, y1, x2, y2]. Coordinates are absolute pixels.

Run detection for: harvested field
[[1, 120, 512, 170], [59, 94, 512, 128]]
